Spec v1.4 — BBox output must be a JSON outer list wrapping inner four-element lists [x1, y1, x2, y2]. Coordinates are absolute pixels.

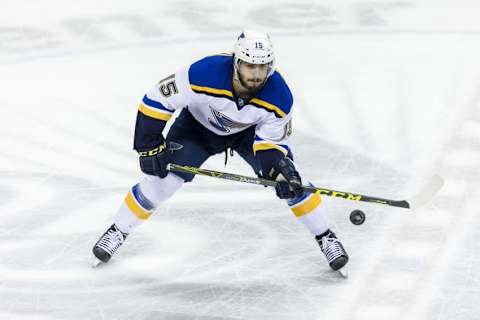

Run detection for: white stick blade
[[407, 174, 445, 209]]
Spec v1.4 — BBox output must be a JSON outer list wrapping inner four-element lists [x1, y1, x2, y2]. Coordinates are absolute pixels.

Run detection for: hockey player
[[92, 30, 349, 273]]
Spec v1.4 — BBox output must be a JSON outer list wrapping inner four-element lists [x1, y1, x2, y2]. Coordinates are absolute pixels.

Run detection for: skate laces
[[96, 227, 125, 255], [321, 236, 345, 263]]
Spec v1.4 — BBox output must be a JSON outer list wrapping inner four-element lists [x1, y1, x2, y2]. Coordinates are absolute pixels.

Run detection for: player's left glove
[[274, 158, 304, 199], [138, 141, 171, 178]]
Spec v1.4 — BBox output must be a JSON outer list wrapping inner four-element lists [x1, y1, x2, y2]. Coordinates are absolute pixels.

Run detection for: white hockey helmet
[[233, 29, 275, 77]]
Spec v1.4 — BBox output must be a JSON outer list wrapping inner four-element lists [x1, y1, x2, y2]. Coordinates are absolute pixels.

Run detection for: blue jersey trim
[[188, 54, 293, 117], [189, 55, 234, 94], [142, 95, 174, 113], [255, 71, 293, 116]]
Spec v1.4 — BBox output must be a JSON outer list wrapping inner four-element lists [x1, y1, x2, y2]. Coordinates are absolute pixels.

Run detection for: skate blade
[[337, 268, 348, 278], [92, 258, 104, 268]]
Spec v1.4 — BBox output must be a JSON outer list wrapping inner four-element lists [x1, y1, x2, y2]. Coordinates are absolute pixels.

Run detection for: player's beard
[[237, 71, 266, 94]]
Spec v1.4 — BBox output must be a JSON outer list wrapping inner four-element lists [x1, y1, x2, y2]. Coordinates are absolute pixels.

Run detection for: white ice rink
[[1, 1, 479, 319]]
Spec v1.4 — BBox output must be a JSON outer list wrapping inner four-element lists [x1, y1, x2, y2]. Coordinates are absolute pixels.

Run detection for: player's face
[[237, 61, 270, 92]]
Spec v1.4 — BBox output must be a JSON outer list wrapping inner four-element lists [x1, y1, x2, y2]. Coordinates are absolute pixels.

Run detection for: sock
[[113, 173, 184, 234], [287, 192, 330, 236], [114, 183, 155, 234]]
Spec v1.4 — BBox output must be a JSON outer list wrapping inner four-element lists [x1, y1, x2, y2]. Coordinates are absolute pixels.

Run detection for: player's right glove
[[138, 140, 171, 178], [274, 158, 305, 199]]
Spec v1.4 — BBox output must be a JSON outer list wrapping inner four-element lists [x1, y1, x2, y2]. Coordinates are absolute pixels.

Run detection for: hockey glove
[[274, 158, 304, 199], [138, 141, 171, 178]]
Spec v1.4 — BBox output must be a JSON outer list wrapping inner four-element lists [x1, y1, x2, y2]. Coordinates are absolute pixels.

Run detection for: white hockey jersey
[[137, 53, 294, 156]]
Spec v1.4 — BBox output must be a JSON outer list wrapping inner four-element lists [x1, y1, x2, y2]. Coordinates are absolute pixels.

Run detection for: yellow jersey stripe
[[290, 194, 322, 217], [125, 191, 152, 220], [250, 98, 287, 118], [253, 143, 288, 156], [190, 84, 233, 97], [139, 103, 173, 121]]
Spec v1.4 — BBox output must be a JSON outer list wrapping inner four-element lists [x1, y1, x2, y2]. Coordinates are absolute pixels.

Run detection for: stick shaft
[[168, 164, 410, 209]]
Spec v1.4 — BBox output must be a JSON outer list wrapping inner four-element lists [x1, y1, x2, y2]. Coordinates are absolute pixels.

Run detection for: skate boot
[[92, 224, 127, 266], [316, 230, 349, 274]]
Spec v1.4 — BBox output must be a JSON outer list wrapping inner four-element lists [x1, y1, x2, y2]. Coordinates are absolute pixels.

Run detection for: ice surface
[[1, 1, 479, 319]]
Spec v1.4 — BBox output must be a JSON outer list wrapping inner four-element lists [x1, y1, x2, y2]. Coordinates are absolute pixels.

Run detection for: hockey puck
[[350, 209, 366, 225]]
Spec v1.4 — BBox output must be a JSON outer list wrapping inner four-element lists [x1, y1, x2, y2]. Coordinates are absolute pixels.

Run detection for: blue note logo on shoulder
[[208, 106, 250, 133]]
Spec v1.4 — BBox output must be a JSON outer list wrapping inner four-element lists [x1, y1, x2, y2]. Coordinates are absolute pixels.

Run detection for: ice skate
[[316, 230, 349, 277], [92, 224, 127, 267]]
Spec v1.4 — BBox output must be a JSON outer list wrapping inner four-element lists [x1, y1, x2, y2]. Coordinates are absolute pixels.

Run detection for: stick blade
[[407, 174, 444, 209]]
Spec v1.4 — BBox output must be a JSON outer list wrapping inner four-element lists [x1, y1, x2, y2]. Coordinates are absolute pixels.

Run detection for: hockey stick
[[167, 163, 444, 209]]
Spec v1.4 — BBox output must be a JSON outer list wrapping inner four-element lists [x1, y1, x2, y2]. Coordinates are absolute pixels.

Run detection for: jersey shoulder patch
[[251, 71, 293, 118], [188, 54, 234, 99]]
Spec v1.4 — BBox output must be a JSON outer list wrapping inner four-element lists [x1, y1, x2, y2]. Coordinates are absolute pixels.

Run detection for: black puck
[[350, 209, 366, 225]]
